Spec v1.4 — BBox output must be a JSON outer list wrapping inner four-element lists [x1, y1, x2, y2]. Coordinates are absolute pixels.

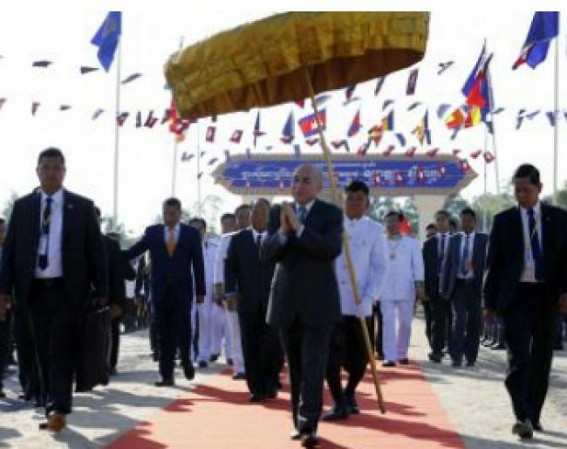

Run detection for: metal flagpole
[[553, 32, 560, 203], [485, 46, 500, 195], [112, 41, 122, 227], [171, 37, 184, 198], [196, 121, 202, 215], [483, 125, 489, 233]]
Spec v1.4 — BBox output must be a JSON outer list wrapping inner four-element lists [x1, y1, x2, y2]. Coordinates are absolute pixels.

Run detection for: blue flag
[[513, 12, 559, 70], [91, 12, 122, 72]]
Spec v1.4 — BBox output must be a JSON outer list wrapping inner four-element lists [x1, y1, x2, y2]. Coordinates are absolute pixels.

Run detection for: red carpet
[[105, 363, 465, 449]]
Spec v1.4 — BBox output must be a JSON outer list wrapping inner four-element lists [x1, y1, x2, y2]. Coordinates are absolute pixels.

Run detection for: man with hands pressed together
[[484, 164, 567, 440], [264, 164, 343, 448]]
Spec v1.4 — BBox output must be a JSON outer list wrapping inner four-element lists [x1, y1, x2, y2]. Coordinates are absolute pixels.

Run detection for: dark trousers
[[239, 305, 283, 396], [326, 316, 373, 408], [30, 279, 79, 416], [154, 286, 191, 380], [0, 311, 11, 390], [373, 303, 383, 357], [148, 300, 158, 355], [12, 309, 39, 399], [108, 318, 121, 370], [449, 280, 482, 364], [423, 300, 433, 348], [503, 283, 556, 423], [430, 293, 452, 355], [280, 318, 332, 432]]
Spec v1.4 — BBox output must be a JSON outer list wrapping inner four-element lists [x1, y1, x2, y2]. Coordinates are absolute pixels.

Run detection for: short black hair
[[460, 207, 476, 221], [163, 197, 182, 210], [513, 164, 540, 185], [426, 223, 437, 230], [235, 204, 252, 215], [385, 210, 404, 222], [221, 213, 236, 222], [189, 217, 207, 229], [38, 147, 65, 165], [435, 210, 451, 220], [345, 180, 369, 197]]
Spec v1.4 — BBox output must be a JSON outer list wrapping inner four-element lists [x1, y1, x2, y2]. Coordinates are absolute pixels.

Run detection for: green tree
[[471, 191, 515, 232]]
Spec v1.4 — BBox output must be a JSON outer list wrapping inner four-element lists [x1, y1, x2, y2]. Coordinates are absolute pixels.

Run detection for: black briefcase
[[75, 307, 111, 392]]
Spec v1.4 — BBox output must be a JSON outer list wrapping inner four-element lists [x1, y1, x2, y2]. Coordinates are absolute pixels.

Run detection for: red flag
[[206, 126, 216, 143], [484, 151, 495, 163], [230, 129, 243, 143], [470, 149, 482, 159], [400, 215, 412, 235], [459, 159, 472, 173], [382, 145, 396, 156], [356, 140, 370, 156], [405, 147, 417, 157], [426, 148, 440, 157], [299, 109, 326, 137], [116, 112, 129, 126]]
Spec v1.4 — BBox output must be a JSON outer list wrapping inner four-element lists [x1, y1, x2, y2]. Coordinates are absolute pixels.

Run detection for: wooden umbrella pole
[[302, 68, 386, 413]]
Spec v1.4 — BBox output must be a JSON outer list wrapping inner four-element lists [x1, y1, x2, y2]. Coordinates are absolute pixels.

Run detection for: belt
[[33, 277, 64, 288]]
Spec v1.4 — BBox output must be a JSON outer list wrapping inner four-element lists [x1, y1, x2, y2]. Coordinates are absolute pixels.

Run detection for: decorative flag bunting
[[305, 138, 320, 146], [382, 99, 394, 111], [314, 94, 332, 107], [253, 111, 265, 147], [437, 104, 451, 119], [513, 12, 559, 70], [347, 109, 362, 137], [484, 151, 495, 163], [206, 126, 216, 142], [357, 140, 370, 156], [546, 111, 557, 126], [91, 11, 122, 72], [406, 68, 419, 95], [293, 144, 302, 157], [92, 109, 105, 120], [80, 66, 99, 75], [426, 148, 440, 157], [32, 60, 52, 68], [368, 125, 383, 147], [437, 61, 454, 75], [135, 111, 142, 127], [395, 133, 406, 147], [374, 77, 385, 96], [280, 111, 295, 143], [470, 149, 482, 159], [208, 158, 218, 166], [31, 102, 40, 115], [445, 108, 465, 129], [224, 150, 231, 162], [452, 149, 461, 156], [405, 147, 417, 157], [181, 152, 194, 162], [0, 98, 5, 110], [298, 109, 326, 138], [382, 145, 396, 156], [121, 73, 142, 84], [407, 102, 422, 111], [492, 107, 505, 114], [116, 112, 129, 126], [144, 110, 158, 128], [59, 105, 71, 111], [412, 111, 431, 145], [343, 85, 360, 105], [230, 129, 243, 143]]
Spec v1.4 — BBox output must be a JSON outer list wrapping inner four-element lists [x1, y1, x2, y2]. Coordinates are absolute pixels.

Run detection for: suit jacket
[[0, 190, 107, 313], [225, 229, 275, 316], [263, 199, 343, 328], [440, 232, 488, 298], [422, 235, 442, 299], [484, 203, 567, 314], [124, 223, 205, 307], [102, 235, 135, 310]]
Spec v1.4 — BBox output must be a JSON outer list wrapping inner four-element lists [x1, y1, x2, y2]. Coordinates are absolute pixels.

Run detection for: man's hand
[[213, 294, 225, 308], [415, 282, 426, 302], [110, 304, 122, 319], [226, 293, 238, 312], [196, 295, 205, 305], [279, 203, 291, 235], [283, 202, 301, 233], [484, 307, 497, 322], [0, 294, 11, 322], [559, 294, 567, 315]]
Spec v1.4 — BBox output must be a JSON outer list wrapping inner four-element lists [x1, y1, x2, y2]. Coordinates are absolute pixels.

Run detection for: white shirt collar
[[165, 223, 180, 233], [462, 231, 476, 239], [40, 188, 63, 204], [344, 214, 365, 225], [520, 201, 541, 216], [295, 199, 316, 213], [251, 227, 267, 239], [437, 232, 450, 239]]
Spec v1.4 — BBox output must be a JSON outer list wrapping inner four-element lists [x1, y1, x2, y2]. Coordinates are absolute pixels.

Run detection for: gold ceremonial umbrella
[[165, 11, 430, 414]]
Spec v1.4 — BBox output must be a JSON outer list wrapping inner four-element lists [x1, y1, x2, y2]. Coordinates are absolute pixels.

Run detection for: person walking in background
[[440, 207, 488, 368], [124, 198, 205, 387], [484, 164, 567, 440], [0, 148, 107, 432]]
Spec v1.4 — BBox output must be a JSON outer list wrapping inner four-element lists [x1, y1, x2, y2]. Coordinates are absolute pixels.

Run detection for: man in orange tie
[[124, 198, 205, 386]]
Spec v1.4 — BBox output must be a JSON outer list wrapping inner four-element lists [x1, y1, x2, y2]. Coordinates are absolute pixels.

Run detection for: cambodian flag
[[298, 109, 326, 138]]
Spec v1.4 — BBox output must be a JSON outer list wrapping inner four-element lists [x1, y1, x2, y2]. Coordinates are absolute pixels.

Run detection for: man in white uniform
[[189, 218, 219, 368], [378, 211, 425, 367], [323, 181, 385, 421], [213, 205, 251, 379]]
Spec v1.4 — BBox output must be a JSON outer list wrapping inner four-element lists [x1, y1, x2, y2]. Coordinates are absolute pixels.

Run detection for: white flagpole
[[112, 41, 122, 227], [171, 37, 184, 198], [553, 29, 560, 203], [196, 122, 202, 215], [485, 44, 500, 195]]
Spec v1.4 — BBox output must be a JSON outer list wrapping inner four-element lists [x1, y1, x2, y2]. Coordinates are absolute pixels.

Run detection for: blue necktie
[[438, 234, 446, 275], [528, 208, 544, 281], [297, 206, 307, 225], [38, 197, 52, 270], [461, 234, 470, 276]]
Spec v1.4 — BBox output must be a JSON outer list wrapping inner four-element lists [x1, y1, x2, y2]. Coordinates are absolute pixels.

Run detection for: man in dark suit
[[0, 148, 107, 432], [225, 198, 283, 402], [440, 207, 488, 368], [484, 164, 567, 440], [264, 164, 343, 448], [124, 198, 205, 386], [422, 209, 452, 362]]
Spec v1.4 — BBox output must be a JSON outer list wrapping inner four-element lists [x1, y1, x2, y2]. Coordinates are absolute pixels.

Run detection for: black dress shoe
[[226, 358, 234, 366], [151, 352, 159, 362], [232, 372, 246, 380], [512, 419, 533, 439], [265, 386, 278, 399], [451, 360, 462, 368], [466, 360, 476, 367], [183, 361, 195, 380], [198, 360, 208, 369], [209, 353, 220, 362], [249, 393, 265, 403], [154, 379, 174, 387], [533, 422, 543, 432], [0, 389, 6, 399], [345, 395, 360, 414], [290, 428, 301, 440], [428, 352, 443, 363], [382, 361, 396, 367], [301, 431, 319, 448], [322, 406, 349, 421], [398, 358, 410, 365]]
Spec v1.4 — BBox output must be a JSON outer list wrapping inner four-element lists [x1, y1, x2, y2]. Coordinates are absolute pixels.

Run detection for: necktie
[[438, 234, 446, 275], [527, 208, 544, 280], [461, 234, 470, 276], [38, 197, 52, 270], [166, 228, 176, 256], [297, 206, 307, 225], [256, 233, 262, 248]]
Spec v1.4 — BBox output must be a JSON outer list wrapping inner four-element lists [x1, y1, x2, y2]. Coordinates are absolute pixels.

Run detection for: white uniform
[[214, 233, 245, 373], [335, 216, 386, 317], [378, 235, 424, 362], [192, 238, 219, 363]]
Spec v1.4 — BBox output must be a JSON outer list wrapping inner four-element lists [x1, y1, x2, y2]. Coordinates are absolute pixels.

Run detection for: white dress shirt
[[251, 228, 268, 246], [520, 201, 542, 283], [456, 231, 475, 280], [378, 235, 424, 301], [35, 189, 64, 278], [335, 216, 385, 317], [163, 223, 180, 244], [197, 238, 218, 302], [213, 232, 237, 288]]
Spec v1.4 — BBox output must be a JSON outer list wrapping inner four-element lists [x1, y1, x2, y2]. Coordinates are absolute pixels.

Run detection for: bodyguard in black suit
[[484, 164, 567, 440], [422, 210, 452, 362], [0, 148, 107, 432], [264, 164, 343, 448], [440, 208, 488, 367], [124, 198, 205, 386], [225, 199, 283, 402]]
